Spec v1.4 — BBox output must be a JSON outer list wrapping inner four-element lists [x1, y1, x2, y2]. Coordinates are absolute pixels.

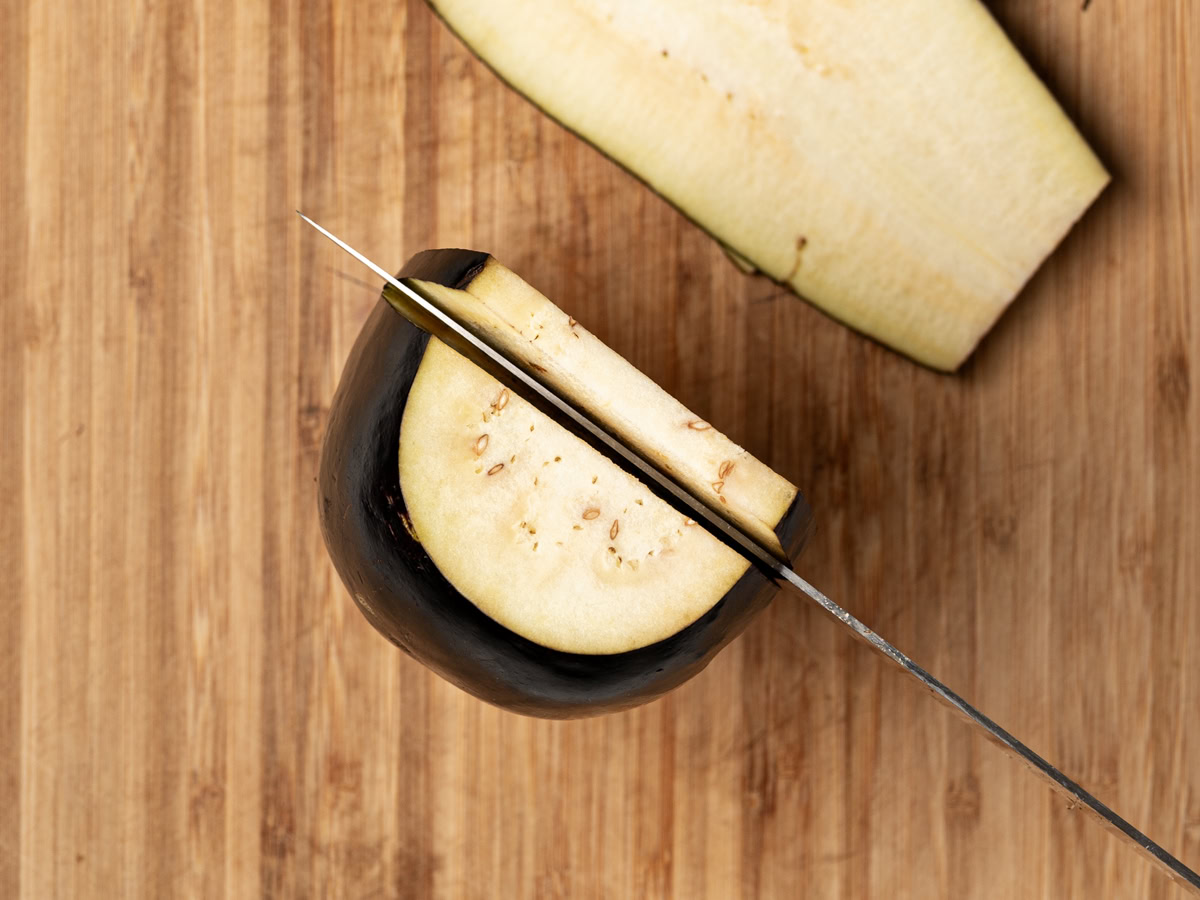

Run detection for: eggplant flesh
[[318, 255, 811, 717], [400, 338, 758, 655], [426, 0, 1108, 370]]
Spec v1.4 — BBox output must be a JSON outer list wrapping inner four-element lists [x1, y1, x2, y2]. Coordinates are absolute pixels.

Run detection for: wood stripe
[[0, 0, 29, 895]]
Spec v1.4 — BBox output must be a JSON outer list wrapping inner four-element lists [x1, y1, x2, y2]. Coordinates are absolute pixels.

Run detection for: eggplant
[[318, 251, 811, 717], [424, 0, 1108, 370]]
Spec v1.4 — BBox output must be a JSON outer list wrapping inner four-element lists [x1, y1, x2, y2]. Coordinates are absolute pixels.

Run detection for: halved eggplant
[[318, 251, 811, 717], [425, 0, 1109, 370]]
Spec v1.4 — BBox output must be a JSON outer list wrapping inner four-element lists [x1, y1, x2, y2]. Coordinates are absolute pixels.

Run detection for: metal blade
[[299, 212, 1200, 893], [773, 566, 1200, 893], [297, 211, 785, 570]]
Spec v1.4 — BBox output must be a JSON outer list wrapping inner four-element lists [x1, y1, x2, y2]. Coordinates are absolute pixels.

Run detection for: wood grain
[[1, 0, 1196, 896]]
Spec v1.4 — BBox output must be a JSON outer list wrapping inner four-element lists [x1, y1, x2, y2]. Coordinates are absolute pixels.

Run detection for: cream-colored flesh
[[429, 0, 1109, 370], [412, 260, 798, 556], [399, 338, 752, 655]]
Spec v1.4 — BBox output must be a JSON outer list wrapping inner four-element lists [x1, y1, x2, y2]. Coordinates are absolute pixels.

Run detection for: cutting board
[[2, 1, 1197, 896]]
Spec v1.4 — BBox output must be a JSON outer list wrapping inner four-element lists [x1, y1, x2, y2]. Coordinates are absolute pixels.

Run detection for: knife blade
[[299, 212, 1200, 893]]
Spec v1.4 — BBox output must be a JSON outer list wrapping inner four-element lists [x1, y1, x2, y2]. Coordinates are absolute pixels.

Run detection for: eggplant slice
[[425, 0, 1108, 370]]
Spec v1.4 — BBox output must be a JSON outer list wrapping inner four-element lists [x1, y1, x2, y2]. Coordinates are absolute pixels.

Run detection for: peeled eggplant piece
[[426, 0, 1109, 370], [318, 251, 810, 717]]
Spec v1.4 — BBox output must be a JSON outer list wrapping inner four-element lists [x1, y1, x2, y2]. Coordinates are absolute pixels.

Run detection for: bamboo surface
[[1, 1, 1197, 896]]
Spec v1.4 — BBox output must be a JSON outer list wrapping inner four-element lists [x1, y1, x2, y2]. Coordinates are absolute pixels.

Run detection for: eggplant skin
[[318, 267, 812, 718]]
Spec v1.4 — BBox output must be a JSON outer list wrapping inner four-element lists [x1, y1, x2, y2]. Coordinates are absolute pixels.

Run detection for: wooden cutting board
[[2, 1, 1196, 896]]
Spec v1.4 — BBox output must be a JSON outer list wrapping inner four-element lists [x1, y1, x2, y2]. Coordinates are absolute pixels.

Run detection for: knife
[[299, 212, 1200, 893]]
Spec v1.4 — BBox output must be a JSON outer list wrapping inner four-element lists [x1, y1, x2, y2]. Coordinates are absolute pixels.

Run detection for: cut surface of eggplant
[[318, 253, 811, 716], [401, 338, 751, 654], [426, 0, 1109, 370]]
